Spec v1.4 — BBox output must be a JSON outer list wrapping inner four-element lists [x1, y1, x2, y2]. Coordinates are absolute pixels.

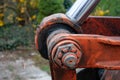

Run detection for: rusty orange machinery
[[35, 13, 120, 80], [35, 0, 120, 80]]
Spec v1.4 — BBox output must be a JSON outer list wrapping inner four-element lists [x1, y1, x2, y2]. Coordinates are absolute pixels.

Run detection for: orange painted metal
[[35, 13, 81, 50], [35, 15, 120, 80], [49, 61, 76, 80], [46, 16, 120, 70], [49, 33, 120, 69], [48, 17, 120, 80], [35, 13, 82, 59], [82, 16, 120, 36]]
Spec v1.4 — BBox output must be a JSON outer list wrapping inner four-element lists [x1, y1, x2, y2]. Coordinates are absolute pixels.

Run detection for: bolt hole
[[69, 60, 73, 63]]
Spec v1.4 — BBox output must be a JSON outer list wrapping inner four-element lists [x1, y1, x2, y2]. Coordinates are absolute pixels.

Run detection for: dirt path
[[0, 48, 51, 80]]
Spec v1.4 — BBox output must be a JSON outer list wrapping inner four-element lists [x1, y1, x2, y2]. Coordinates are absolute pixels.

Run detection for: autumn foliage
[[0, 0, 39, 27], [0, 0, 120, 50]]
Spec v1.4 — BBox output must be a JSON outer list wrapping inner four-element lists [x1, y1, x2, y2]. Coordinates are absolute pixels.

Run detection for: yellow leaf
[[32, 15, 36, 20], [99, 10, 105, 16], [19, 0, 25, 3], [30, 0, 38, 8], [20, 7, 26, 13], [0, 13, 4, 17], [0, 20, 4, 27], [7, 14, 13, 20], [93, 7, 109, 16], [12, 0, 16, 2], [105, 10, 109, 14], [16, 17, 24, 21]]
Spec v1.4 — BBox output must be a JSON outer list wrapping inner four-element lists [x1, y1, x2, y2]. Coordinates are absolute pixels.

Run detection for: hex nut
[[53, 43, 82, 69]]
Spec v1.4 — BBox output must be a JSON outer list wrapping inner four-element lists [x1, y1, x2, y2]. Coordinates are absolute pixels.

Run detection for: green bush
[[63, 0, 73, 10], [0, 24, 35, 50], [0, 0, 39, 26], [64, 0, 120, 16], [0, 0, 38, 50], [0, 0, 120, 50], [37, 0, 65, 22], [93, 0, 120, 16]]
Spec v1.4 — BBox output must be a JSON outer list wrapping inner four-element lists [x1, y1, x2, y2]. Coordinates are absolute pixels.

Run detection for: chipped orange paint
[[35, 14, 120, 80], [49, 34, 120, 69]]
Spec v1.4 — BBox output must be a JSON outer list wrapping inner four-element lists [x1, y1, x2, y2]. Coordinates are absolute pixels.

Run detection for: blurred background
[[0, 0, 120, 79], [0, 0, 120, 51]]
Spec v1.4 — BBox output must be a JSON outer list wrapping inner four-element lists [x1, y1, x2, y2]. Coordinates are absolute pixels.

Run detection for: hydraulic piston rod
[[66, 0, 100, 24]]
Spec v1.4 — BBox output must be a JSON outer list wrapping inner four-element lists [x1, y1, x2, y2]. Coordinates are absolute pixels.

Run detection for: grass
[[7, 64, 15, 72], [95, 0, 120, 16], [1, 46, 50, 74], [17, 46, 51, 74], [31, 52, 50, 74]]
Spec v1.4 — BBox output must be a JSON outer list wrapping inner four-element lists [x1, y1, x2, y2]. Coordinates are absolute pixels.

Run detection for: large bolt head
[[62, 53, 77, 68], [53, 43, 82, 69]]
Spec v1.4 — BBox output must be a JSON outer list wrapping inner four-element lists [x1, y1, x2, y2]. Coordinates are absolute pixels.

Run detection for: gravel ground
[[0, 50, 51, 80]]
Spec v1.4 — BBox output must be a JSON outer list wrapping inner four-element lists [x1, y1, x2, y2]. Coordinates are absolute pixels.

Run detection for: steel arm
[[48, 33, 120, 69], [35, 14, 120, 80], [45, 17, 120, 80], [35, 0, 120, 79], [48, 34, 120, 80]]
